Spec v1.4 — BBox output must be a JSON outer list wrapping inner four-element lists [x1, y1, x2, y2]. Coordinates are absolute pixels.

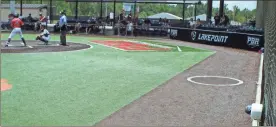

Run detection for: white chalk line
[[90, 41, 127, 51], [187, 75, 244, 87], [177, 46, 182, 52], [90, 40, 171, 52], [124, 40, 172, 49]]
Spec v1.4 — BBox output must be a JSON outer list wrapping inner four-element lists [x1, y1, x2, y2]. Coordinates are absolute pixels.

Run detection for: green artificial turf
[[1, 34, 214, 126]]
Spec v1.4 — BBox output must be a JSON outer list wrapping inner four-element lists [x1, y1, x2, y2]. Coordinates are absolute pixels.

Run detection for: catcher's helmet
[[14, 13, 19, 18]]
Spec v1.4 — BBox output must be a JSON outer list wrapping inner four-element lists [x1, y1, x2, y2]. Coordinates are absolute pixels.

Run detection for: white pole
[[10, 0, 15, 14], [105, 3, 107, 17]]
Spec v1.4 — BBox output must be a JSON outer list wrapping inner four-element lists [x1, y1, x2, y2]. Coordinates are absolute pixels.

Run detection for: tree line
[[1, 0, 256, 23]]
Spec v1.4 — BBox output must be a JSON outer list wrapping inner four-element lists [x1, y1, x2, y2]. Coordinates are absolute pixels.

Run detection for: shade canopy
[[65, 0, 201, 4]]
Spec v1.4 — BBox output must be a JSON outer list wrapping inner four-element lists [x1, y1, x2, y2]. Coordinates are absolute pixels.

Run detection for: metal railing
[[252, 52, 264, 126]]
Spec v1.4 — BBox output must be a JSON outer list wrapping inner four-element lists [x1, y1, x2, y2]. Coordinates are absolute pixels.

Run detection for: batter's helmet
[[14, 13, 19, 18]]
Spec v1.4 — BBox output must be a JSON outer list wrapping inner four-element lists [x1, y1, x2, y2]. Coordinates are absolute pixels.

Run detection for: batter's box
[[91, 40, 172, 51]]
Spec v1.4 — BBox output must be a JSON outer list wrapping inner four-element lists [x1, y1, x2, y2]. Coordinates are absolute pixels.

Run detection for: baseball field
[[1, 33, 214, 126]]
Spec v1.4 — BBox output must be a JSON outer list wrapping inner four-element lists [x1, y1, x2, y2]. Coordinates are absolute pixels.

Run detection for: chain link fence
[[263, 1, 276, 126]]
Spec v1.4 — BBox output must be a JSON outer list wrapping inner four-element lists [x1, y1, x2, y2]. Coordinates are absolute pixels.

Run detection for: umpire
[[59, 10, 67, 46]]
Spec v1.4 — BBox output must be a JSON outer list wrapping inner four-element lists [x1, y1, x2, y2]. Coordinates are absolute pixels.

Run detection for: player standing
[[5, 13, 27, 47]]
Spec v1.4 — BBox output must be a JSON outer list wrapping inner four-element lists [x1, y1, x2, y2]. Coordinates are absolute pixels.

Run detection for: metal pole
[[207, 0, 212, 21], [49, 0, 52, 23], [75, 0, 78, 20], [194, 4, 197, 21], [113, 0, 116, 27], [100, 0, 103, 19], [134, 1, 137, 19], [20, 0, 23, 16], [182, 0, 185, 22], [219, 0, 224, 16]]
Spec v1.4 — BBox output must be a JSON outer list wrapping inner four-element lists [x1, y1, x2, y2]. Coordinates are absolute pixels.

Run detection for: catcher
[[35, 24, 50, 45]]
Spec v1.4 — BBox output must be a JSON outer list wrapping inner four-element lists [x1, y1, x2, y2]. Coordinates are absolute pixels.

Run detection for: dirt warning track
[[95, 39, 260, 126]]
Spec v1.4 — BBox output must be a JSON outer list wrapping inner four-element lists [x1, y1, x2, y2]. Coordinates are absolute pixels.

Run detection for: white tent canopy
[[148, 12, 182, 20]]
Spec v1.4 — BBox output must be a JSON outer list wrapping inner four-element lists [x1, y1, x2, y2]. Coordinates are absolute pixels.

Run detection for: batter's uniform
[[36, 28, 50, 45], [6, 17, 27, 47]]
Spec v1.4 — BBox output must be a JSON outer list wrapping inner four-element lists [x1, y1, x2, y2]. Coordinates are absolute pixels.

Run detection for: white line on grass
[[90, 41, 127, 51], [177, 46, 182, 52], [125, 40, 172, 49], [90, 41, 171, 52]]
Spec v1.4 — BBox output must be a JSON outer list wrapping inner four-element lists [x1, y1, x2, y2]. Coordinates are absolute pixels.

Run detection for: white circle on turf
[[187, 76, 243, 87]]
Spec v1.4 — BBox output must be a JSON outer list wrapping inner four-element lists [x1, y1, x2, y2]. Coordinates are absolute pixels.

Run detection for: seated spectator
[[74, 21, 81, 33], [189, 18, 195, 28], [143, 18, 151, 31], [86, 17, 96, 34], [127, 13, 132, 22], [106, 15, 110, 25], [26, 13, 33, 22], [194, 18, 202, 28], [159, 18, 163, 24]]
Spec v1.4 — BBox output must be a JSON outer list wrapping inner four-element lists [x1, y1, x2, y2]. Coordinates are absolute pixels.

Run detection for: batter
[[5, 13, 27, 47]]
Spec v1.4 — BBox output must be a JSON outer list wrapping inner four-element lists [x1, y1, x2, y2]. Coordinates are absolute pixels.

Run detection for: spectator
[[74, 21, 81, 33], [143, 18, 151, 31], [127, 13, 132, 22], [219, 15, 226, 26], [194, 18, 202, 28], [35, 13, 47, 31], [26, 13, 33, 22], [119, 9, 125, 22], [39, 13, 47, 23], [189, 18, 195, 28], [221, 13, 229, 26], [214, 13, 220, 25], [86, 16, 96, 34], [106, 15, 110, 25]]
